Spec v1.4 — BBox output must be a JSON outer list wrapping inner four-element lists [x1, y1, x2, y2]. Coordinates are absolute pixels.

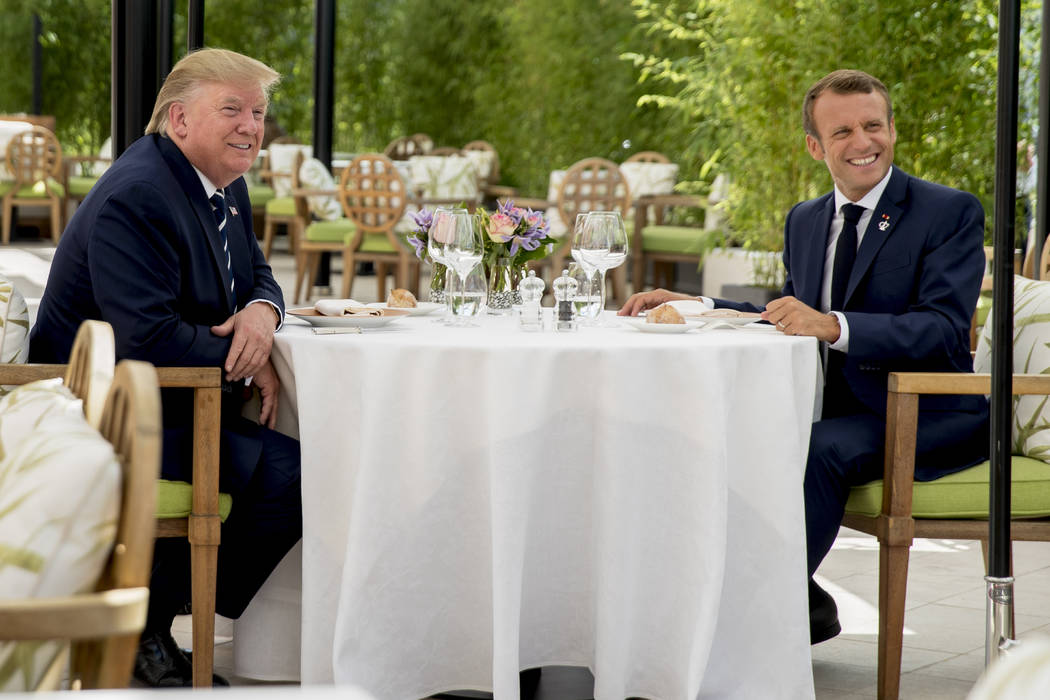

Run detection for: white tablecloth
[[235, 313, 819, 699]]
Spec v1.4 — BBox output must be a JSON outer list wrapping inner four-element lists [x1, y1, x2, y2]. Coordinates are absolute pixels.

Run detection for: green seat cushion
[[346, 231, 398, 253], [68, 175, 99, 197], [0, 179, 64, 198], [975, 291, 993, 328], [156, 479, 233, 522], [844, 456, 1050, 519], [306, 218, 355, 243], [248, 184, 276, 207], [264, 196, 295, 216], [641, 225, 716, 255]]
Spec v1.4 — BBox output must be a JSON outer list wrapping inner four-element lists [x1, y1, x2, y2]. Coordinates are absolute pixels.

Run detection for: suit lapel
[[156, 137, 236, 313], [846, 167, 906, 306], [801, 196, 835, 307]]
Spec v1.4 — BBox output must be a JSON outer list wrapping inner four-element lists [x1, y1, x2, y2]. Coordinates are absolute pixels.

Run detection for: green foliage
[[630, 0, 1037, 250]]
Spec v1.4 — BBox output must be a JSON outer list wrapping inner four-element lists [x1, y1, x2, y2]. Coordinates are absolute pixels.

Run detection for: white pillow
[[298, 157, 342, 222], [268, 144, 312, 197], [619, 162, 678, 198], [0, 277, 29, 364], [0, 378, 121, 691], [408, 155, 479, 200], [975, 275, 1050, 463], [546, 170, 567, 237]]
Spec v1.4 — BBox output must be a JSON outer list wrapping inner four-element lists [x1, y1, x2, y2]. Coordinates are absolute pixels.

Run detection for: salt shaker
[[552, 268, 579, 332], [518, 269, 545, 331]]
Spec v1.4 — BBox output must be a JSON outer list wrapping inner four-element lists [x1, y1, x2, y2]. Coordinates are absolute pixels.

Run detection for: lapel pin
[[230, 206, 239, 217], [877, 213, 890, 231]]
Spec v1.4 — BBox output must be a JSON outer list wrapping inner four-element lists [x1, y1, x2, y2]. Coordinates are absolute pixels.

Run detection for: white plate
[[366, 301, 443, 316], [695, 315, 762, 327], [621, 317, 705, 334], [287, 308, 409, 329]]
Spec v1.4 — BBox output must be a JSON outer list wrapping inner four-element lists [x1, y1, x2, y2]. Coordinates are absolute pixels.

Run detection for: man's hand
[[252, 360, 280, 430], [762, 296, 841, 342], [210, 303, 278, 381], [618, 288, 698, 316]]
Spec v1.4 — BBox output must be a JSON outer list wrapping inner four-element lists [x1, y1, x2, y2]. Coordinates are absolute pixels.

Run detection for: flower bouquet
[[478, 200, 556, 313]]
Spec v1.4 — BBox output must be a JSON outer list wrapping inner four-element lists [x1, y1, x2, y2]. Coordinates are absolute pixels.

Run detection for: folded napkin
[[315, 299, 382, 317], [666, 300, 761, 319]]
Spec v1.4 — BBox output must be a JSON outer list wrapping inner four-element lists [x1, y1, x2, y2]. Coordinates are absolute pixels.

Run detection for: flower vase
[[429, 262, 448, 304], [487, 259, 524, 315]]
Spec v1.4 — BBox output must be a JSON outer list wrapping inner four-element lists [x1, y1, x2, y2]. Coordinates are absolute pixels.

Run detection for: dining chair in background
[[841, 274, 1050, 700], [462, 140, 504, 199], [0, 321, 161, 690], [1, 126, 64, 245], [262, 140, 311, 259], [60, 138, 111, 229], [384, 133, 433, 161], [624, 150, 672, 164]]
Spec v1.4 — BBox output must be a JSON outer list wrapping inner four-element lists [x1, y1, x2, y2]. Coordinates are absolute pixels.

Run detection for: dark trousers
[[145, 426, 302, 631], [804, 409, 988, 577]]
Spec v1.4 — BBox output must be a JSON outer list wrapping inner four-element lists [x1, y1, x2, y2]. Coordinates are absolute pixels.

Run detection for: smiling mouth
[[849, 154, 877, 167], [229, 143, 252, 151]]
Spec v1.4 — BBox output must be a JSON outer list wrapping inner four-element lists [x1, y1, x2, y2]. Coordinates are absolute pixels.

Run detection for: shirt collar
[[833, 166, 893, 214], [193, 167, 221, 199]]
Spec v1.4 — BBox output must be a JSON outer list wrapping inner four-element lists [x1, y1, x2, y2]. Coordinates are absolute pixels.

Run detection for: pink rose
[[487, 213, 516, 242]]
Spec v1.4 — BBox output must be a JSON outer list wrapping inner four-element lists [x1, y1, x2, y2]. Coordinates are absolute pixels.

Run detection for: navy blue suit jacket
[[718, 167, 988, 475], [30, 134, 284, 490]]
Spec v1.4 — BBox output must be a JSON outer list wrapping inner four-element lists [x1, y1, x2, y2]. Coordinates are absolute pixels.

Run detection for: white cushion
[[268, 144, 312, 197], [0, 277, 29, 365], [619, 162, 678, 198], [463, 149, 495, 183], [0, 378, 121, 691], [975, 275, 1050, 463], [298, 157, 342, 222], [546, 170, 568, 237], [408, 155, 479, 200]]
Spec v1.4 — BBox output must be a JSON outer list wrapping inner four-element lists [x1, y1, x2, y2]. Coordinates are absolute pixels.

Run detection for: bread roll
[[646, 304, 685, 324], [387, 288, 418, 308]]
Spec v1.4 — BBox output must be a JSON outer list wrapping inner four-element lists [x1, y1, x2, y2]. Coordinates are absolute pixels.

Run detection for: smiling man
[[30, 49, 301, 686], [620, 70, 988, 645]]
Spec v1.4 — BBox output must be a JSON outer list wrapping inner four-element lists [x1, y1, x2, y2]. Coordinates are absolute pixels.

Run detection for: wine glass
[[576, 210, 628, 321], [443, 210, 486, 327], [428, 207, 465, 322]]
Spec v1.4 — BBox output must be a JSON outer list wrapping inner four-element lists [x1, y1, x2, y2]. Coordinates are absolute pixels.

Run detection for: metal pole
[[187, 0, 205, 51], [1036, 0, 1050, 280], [31, 14, 42, 115], [987, 0, 1021, 667], [111, 0, 126, 157], [157, 0, 173, 84], [313, 0, 336, 287]]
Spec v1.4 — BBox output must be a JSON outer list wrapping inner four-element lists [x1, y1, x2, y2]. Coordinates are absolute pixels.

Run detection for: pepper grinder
[[552, 268, 579, 332], [518, 269, 545, 331]]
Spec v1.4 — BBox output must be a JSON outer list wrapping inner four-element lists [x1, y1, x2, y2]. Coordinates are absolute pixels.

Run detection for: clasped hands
[[211, 302, 281, 428], [618, 288, 841, 343]]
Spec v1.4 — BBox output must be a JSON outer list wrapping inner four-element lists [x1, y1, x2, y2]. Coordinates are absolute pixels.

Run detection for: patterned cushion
[[975, 275, 1050, 462], [0, 379, 121, 691], [408, 155, 479, 200], [298, 157, 342, 222], [268, 144, 312, 197], [0, 277, 29, 364]]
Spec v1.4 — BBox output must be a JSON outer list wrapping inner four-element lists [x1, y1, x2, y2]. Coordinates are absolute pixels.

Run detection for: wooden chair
[[60, 143, 111, 228], [383, 133, 432, 160], [338, 153, 418, 300], [624, 150, 671, 164], [429, 146, 462, 157], [0, 322, 161, 689], [970, 246, 995, 352], [261, 148, 306, 259], [1, 126, 64, 244], [842, 275, 1050, 700], [631, 194, 717, 292], [550, 157, 632, 305]]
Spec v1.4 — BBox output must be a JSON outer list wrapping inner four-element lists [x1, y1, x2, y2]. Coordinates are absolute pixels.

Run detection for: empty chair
[[1, 126, 64, 244]]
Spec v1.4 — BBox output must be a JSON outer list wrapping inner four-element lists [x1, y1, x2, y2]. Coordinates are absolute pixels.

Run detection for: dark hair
[[802, 70, 893, 139]]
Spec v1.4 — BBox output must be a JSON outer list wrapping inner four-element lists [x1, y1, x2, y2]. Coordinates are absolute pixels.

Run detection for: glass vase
[[429, 262, 448, 304], [487, 258, 525, 315]]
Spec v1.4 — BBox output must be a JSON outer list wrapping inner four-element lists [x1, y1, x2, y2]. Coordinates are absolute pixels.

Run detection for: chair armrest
[[888, 372, 1050, 396], [633, 193, 708, 208], [0, 586, 149, 640], [291, 187, 339, 198], [0, 364, 66, 384], [484, 184, 518, 199], [503, 197, 552, 210]]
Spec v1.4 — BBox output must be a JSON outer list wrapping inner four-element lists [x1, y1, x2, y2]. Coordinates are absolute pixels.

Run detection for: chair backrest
[[64, 320, 116, 429], [5, 126, 62, 188], [625, 151, 671, 164], [384, 133, 433, 160], [0, 275, 30, 365], [556, 157, 632, 229], [429, 146, 462, 157], [462, 140, 500, 187], [339, 154, 409, 235]]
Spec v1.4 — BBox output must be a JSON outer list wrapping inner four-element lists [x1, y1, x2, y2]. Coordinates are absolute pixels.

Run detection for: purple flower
[[407, 234, 426, 260], [410, 208, 434, 235]]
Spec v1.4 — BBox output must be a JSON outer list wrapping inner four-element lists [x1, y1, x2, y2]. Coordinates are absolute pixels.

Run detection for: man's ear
[[168, 102, 188, 139], [805, 133, 824, 162]]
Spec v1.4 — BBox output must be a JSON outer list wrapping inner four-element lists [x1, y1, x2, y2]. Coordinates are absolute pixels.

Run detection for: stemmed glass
[[569, 213, 602, 324], [575, 211, 628, 322], [442, 210, 486, 327], [428, 207, 466, 323]]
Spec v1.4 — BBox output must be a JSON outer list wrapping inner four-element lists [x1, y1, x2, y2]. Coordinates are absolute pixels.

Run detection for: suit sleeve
[[230, 180, 284, 316], [844, 191, 984, 364], [87, 181, 236, 367]]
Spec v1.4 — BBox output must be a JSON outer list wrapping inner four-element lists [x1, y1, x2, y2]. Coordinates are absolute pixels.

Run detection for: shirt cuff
[[828, 311, 849, 352], [246, 299, 284, 332], [695, 296, 716, 309]]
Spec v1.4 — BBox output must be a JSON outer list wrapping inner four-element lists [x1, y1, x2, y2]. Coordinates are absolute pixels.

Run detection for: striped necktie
[[209, 189, 235, 297]]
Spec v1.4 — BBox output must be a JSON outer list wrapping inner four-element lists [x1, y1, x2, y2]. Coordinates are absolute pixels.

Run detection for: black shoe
[[809, 579, 841, 644], [133, 630, 229, 687], [520, 667, 542, 698]]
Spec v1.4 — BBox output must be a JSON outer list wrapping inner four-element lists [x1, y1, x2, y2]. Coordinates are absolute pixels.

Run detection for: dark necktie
[[830, 203, 865, 311], [209, 190, 235, 297]]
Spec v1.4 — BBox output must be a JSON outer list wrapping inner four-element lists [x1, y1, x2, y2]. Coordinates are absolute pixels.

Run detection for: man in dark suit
[[30, 49, 301, 685], [620, 70, 988, 644]]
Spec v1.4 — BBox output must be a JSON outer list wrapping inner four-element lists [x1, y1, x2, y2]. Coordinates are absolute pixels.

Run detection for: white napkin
[[666, 299, 714, 317], [315, 299, 380, 317]]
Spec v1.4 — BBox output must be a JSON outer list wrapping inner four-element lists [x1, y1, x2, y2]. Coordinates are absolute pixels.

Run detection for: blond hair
[[145, 48, 280, 135]]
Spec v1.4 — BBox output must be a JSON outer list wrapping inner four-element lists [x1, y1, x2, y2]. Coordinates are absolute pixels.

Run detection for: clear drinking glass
[[576, 210, 628, 321], [449, 262, 488, 319], [428, 207, 465, 322], [568, 262, 601, 323], [443, 210, 486, 327]]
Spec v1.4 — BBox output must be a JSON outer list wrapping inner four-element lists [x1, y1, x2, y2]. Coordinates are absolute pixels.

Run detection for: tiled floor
[[8, 230, 1050, 699]]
